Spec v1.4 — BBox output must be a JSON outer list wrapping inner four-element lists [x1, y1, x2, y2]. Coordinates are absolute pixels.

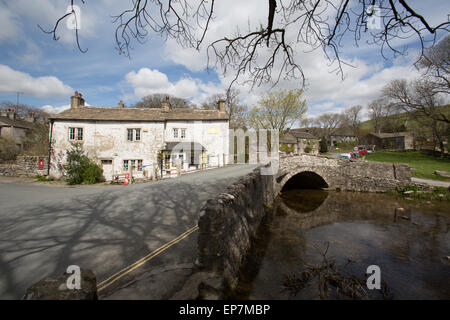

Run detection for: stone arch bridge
[[275, 154, 411, 194]]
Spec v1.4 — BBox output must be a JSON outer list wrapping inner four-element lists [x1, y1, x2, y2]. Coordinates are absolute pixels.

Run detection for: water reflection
[[230, 190, 450, 300], [281, 189, 328, 213]]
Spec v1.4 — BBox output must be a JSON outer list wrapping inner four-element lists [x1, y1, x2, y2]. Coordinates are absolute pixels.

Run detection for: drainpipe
[[47, 120, 54, 176]]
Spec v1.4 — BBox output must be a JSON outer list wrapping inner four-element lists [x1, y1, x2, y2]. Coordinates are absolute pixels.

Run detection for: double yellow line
[[97, 224, 199, 292]]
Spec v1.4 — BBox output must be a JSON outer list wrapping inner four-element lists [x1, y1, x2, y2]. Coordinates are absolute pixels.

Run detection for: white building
[[49, 93, 230, 181]]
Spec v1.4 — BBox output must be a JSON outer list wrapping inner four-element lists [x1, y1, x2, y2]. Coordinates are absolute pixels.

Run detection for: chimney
[[161, 96, 170, 112], [6, 108, 16, 120], [25, 112, 36, 123], [70, 91, 85, 109], [218, 99, 226, 113], [118, 100, 125, 108]]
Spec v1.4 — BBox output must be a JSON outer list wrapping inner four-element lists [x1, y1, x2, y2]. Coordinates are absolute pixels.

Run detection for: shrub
[[65, 142, 103, 185], [320, 136, 328, 153], [82, 163, 103, 184], [35, 175, 54, 182], [0, 137, 20, 161], [304, 146, 312, 153]]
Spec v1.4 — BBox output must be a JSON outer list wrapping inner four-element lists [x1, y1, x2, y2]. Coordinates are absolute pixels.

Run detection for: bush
[[304, 146, 312, 153], [34, 175, 54, 182], [320, 136, 328, 153], [65, 142, 103, 185], [82, 163, 103, 184], [0, 137, 20, 161]]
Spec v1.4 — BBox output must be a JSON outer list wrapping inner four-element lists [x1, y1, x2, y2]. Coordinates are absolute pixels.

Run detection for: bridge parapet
[[277, 154, 411, 193]]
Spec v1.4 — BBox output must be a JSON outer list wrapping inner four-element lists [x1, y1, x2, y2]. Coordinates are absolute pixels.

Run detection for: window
[[181, 128, 186, 139], [173, 128, 178, 138], [127, 128, 141, 141], [77, 128, 83, 140], [135, 129, 141, 141], [69, 127, 83, 141], [123, 159, 143, 172], [69, 128, 75, 140]]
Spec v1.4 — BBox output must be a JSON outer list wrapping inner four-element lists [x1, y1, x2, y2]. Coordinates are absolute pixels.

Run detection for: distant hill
[[360, 104, 450, 136]]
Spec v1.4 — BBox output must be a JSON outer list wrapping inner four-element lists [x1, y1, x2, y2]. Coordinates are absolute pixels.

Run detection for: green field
[[365, 151, 450, 181]]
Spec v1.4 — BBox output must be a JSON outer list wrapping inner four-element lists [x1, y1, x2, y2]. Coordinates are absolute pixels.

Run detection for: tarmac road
[[0, 164, 258, 299]]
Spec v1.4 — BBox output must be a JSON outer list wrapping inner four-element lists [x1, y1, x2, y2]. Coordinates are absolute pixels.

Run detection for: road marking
[[97, 224, 199, 292]]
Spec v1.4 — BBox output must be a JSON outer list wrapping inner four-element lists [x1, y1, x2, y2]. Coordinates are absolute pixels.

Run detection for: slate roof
[[49, 106, 229, 122], [0, 116, 33, 129], [369, 132, 411, 139], [289, 130, 319, 140], [279, 132, 297, 144]]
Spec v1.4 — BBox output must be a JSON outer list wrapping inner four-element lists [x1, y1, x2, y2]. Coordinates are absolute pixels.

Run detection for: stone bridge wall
[[276, 154, 411, 193], [196, 165, 275, 296], [194, 155, 411, 299]]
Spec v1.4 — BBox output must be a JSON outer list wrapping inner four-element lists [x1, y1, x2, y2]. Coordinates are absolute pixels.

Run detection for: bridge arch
[[280, 170, 329, 192]]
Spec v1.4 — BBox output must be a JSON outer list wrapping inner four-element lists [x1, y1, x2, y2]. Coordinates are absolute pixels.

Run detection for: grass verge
[[365, 151, 450, 181]]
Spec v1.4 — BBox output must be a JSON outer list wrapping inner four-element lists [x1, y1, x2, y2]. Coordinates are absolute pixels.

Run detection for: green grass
[[366, 151, 450, 181]]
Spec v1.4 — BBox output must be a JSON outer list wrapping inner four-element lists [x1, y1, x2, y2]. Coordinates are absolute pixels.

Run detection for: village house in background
[[0, 109, 36, 149], [361, 132, 414, 151], [48, 93, 230, 181], [280, 129, 320, 155]]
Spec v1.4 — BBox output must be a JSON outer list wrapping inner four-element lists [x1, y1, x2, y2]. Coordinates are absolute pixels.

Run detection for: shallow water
[[230, 190, 450, 300]]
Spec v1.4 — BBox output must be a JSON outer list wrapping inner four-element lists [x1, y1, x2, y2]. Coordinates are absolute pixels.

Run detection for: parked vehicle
[[339, 152, 356, 159], [356, 145, 368, 156]]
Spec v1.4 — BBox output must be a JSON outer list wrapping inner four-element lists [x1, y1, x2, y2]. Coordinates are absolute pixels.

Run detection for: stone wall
[[196, 165, 275, 296], [0, 155, 48, 177]]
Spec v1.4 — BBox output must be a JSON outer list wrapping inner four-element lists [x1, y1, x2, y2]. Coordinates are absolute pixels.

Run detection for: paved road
[[0, 164, 258, 299], [411, 177, 450, 188]]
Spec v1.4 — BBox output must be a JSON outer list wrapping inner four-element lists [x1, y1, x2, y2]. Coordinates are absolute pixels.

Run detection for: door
[[101, 160, 113, 181]]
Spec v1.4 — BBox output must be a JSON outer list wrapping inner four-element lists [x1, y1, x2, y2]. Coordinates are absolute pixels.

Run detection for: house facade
[[280, 130, 320, 155], [49, 93, 229, 181]]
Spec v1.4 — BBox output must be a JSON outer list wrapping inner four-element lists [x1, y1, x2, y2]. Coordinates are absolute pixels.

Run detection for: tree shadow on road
[[0, 177, 233, 299]]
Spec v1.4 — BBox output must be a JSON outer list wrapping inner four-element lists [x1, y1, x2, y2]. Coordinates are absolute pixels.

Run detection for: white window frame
[[69, 127, 83, 141]]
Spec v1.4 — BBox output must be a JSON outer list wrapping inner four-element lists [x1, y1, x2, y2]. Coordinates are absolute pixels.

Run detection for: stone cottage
[[361, 132, 414, 151], [280, 129, 320, 155], [48, 93, 230, 181], [0, 109, 34, 149]]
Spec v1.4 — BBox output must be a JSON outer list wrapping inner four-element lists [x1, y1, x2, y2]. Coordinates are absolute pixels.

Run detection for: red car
[[356, 146, 368, 156]]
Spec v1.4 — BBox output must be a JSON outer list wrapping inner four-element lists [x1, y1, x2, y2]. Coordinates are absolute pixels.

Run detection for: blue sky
[[0, 0, 448, 119]]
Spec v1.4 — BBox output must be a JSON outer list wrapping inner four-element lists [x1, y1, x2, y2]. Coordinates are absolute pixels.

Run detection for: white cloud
[[41, 102, 90, 114], [0, 64, 73, 98], [125, 67, 225, 102], [41, 104, 70, 114]]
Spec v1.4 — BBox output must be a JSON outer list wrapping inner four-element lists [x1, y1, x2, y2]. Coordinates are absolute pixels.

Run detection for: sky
[[0, 0, 448, 121]]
